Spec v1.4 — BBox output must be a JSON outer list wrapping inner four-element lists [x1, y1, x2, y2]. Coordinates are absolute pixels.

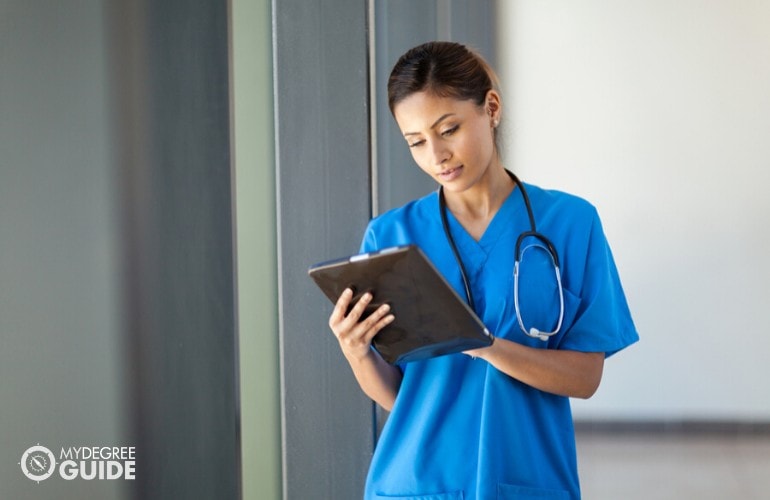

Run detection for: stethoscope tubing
[[439, 169, 564, 341]]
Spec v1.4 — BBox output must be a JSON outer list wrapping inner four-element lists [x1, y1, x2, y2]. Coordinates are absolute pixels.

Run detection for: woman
[[329, 41, 638, 500]]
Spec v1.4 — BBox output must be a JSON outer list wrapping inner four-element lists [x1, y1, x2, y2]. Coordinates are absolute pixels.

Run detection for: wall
[[497, 0, 770, 421], [0, 1, 126, 498]]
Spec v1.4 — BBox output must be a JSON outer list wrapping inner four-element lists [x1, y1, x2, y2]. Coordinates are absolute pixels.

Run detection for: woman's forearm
[[470, 338, 604, 399], [345, 348, 402, 411]]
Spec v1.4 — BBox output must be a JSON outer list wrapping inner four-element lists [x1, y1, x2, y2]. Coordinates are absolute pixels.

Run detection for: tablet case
[[308, 245, 493, 364]]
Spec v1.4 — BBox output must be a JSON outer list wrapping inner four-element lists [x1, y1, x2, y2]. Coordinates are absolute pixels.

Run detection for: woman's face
[[393, 90, 501, 194]]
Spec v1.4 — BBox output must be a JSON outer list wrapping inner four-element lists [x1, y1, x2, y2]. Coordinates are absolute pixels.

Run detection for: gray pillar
[[109, 1, 240, 498], [273, 0, 374, 498]]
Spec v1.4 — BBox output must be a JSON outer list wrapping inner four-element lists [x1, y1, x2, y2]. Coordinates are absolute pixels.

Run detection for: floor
[[576, 430, 770, 499]]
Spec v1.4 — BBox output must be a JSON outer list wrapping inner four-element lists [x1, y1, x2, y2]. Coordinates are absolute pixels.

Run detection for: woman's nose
[[431, 141, 450, 166]]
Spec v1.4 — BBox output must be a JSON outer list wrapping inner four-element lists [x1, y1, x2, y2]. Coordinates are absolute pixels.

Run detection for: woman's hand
[[329, 288, 395, 362], [328, 288, 401, 410]]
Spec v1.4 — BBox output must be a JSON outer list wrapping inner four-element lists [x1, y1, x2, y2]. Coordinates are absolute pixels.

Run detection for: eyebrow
[[403, 113, 456, 137]]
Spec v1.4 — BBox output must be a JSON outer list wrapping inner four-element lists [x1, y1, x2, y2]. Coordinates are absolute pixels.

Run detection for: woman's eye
[[441, 125, 459, 137], [408, 139, 425, 148]]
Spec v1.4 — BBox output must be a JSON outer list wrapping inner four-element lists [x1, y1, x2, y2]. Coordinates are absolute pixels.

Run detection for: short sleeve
[[558, 209, 639, 357], [359, 222, 379, 254]]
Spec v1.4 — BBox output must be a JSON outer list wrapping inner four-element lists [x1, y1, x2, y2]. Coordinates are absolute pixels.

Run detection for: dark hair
[[387, 41, 499, 115]]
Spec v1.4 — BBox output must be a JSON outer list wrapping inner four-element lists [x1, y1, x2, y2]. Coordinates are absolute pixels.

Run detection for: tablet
[[308, 245, 493, 364]]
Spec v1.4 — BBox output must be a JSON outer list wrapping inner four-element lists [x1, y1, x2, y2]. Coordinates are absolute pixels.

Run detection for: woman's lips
[[438, 166, 463, 182]]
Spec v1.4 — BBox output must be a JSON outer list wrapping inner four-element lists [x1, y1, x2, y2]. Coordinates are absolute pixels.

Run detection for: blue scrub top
[[360, 183, 638, 500]]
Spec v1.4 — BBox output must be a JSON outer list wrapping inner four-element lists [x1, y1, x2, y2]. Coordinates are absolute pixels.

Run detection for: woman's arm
[[467, 339, 604, 399], [344, 348, 402, 411], [329, 289, 402, 411]]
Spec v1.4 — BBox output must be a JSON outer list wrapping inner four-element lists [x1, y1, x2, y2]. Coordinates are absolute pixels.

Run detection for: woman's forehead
[[393, 92, 480, 131]]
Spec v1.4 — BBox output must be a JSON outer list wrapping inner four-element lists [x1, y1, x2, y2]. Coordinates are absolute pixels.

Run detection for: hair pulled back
[[387, 41, 499, 115]]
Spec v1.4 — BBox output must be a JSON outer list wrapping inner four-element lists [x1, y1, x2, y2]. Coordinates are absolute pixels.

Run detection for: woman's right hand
[[329, 288, 395, 362]]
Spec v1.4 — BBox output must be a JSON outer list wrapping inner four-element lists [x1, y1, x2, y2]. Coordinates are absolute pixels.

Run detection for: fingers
[[328, 288, 394, 340], [328, 288, 394, 361], [347, 290, 374, 321], [329, 288, 355, 329], [362, 310, 395, 344]]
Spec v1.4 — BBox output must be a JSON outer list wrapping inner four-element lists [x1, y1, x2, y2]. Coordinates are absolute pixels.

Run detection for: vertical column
[[272, 0, 374, 498], [109, 0, 239, 498], [231, 0, 282, 499]]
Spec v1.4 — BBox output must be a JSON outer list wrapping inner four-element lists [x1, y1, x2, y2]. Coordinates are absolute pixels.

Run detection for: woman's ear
[[485, 89, 502, 127]]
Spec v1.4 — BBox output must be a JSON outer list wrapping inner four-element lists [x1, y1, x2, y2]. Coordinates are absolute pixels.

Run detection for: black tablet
[[308, 245, 493, 364]]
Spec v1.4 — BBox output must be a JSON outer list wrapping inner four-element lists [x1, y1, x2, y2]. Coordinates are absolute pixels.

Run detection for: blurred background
[[1, 1, 768, 499]]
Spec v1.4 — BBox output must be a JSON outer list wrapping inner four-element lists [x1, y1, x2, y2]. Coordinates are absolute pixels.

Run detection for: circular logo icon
[[20, 444, 56, 482]]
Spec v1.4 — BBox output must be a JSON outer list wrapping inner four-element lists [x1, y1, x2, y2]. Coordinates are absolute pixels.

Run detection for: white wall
[[497, 0, 770, 421]]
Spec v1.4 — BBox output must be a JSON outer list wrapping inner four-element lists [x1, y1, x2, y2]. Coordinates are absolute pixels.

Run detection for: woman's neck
[[443, 165, 515, 240], [444, 165, 515, 219]]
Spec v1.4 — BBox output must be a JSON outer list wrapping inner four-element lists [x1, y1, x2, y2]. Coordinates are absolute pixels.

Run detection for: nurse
[[329, 41, 638, 500]]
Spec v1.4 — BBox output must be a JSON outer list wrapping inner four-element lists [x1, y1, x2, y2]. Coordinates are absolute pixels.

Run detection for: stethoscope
[[439, 170, 565, 341]]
